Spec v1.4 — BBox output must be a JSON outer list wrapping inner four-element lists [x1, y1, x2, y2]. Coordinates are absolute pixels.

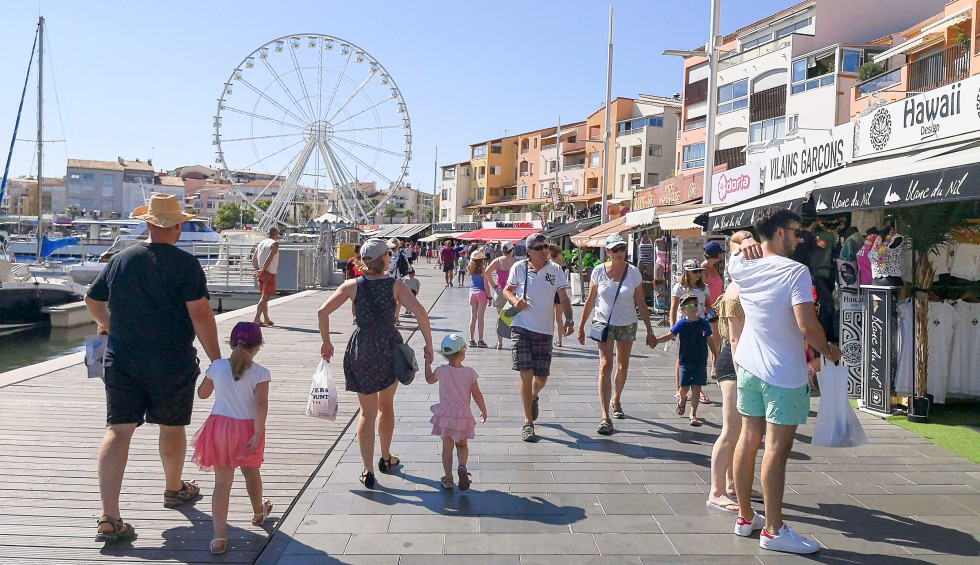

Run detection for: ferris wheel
[[214, 34, 412, 230]]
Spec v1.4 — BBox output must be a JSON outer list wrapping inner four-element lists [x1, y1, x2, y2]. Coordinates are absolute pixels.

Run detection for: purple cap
[[230, 321, 263, 349]]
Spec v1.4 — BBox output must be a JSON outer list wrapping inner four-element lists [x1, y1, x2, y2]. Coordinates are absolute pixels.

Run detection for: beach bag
[[84, 334, 108, 380], [813, 362, 867, 447], [306, 360, 339, 421], [589, 267, 626, 343], [392, 342, 418, 385]]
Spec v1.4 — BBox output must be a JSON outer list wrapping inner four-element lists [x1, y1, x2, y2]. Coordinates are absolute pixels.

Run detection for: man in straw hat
[[86, 193, 221, 542]]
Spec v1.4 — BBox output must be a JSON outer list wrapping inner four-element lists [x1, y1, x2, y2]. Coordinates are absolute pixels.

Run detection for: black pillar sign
[[862, 285, 899, 414]]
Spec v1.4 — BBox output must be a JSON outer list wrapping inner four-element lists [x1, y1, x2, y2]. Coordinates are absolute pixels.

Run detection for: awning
[[659, 206, 714, 232], [456, 227, 539, 243], [808, 139, 980, 215], [921, 6, 972, 34], [571, 216, 628, 247], [419, 231, 473, 242], [624, 207, 657, 227], [872, 36, 929, 63], [566, 194, 602, 203], [541, 216, 600, 239], [705, 182, 811, 232], [364, 223, 431, 240]]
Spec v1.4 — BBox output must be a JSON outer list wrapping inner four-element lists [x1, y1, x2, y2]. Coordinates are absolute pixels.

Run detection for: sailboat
[[1, 17, 86, 324]]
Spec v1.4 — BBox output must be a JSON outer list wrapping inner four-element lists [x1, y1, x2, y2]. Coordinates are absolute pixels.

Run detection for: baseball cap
[[441, 334, 467, 357], [471, 250, 486, 260], [230, 321, 263, 349], [501, 241, 515, 251], [683, 259, 705, 271], [604, 233, 627, 249], [679, 293, 699, 306], [703, 241, 726, 257], [360, 238, 390, 261], [525, 233, 547, 248]]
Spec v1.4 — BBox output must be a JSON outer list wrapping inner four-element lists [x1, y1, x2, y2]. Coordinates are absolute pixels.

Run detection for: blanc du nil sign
[[855, 73, 980, 157], [763, 122, 853, 191]]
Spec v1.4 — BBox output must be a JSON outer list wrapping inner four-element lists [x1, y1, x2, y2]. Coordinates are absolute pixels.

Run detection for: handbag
[[497, 260, 529, 338], [589, 265, 627, 342]]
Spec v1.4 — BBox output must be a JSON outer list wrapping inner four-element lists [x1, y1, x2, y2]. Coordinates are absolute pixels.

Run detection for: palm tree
[[404, 209, 415, 223], [65, 204, 82, 219], [383, 206, 397, 224], [424, 208, 434, 222]]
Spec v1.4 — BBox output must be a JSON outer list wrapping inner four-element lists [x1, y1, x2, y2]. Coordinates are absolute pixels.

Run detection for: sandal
[[676, 398, 686, 416], [597, 418, 614, 436], [705, 498, 740, 514], [477, 340, 488, 348], [251, 498, 274, 526], [359, 470, 376, 489], [458, 465, 472, 491], [210, 538, 227, 555], [689, 418, 702, 427], [521, 423, 536, 442], [441, 475, 455, 490], [611, 402, 625, 419], [700, 392, 711, 404], [95, 515, 136, 543], [378, 455, 401, 474], [163, 480, 200, 508], [728, 488, 764, 503]]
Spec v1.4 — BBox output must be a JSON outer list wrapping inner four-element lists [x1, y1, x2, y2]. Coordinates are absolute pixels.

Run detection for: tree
[[424, 208, 434, 222], [383, 206, 397, 223], [65, 204, 82, 219], [299, 203, 313, 222], [858, 61, 885, 81], [404, 209, 415, 222], [213, 203, 254, 231]]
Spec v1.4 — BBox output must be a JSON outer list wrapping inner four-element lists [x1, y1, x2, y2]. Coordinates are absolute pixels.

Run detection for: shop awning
[[624, 208, 657, 227], [571, 216, 629, 247], [456, 227, 539, 243], [659, 205, 714, 232], [364, 223, 431, 240], [541, 216, 600, 239], [418, 231, 471, 242]]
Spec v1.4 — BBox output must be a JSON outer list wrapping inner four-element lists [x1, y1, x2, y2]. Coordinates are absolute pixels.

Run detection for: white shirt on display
[[728, 254, 814, 388], [591, 263, 642, 327], [206, 359, 272, 420], [507, 260, 569, 335]]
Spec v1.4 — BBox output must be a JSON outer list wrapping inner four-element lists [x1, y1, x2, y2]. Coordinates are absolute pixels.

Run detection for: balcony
[[908, 40, 970, 93], [718, 38, 792, 71], [490, 212, 535, 221], [857, 67, 901, 98], [561, 141, 586, 154], [563, 163, 585, 170], [628, 156, 642, 163], [541, 143, 557, 150], [684, 118, 706, 131]]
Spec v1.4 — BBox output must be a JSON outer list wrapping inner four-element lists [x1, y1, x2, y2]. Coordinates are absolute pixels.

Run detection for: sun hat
[[501, 241, 515, 251], [130, 193, 196, 228], [386, 238, 400, 249], [230, 321, 263, 349], [441, 334, 467, 357], [360, 238, 390, 262], [683, 259, 705, 271], [703, 241, 726, 257], [471, 250, 486, 260], [525, 233, 547, 248], [604, 233, 627, 249]]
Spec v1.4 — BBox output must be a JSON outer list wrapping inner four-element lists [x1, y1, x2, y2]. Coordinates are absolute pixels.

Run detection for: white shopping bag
[[306, 360, 339, 421], [813, 362, 867, 447], [84, 335, 108, 380]]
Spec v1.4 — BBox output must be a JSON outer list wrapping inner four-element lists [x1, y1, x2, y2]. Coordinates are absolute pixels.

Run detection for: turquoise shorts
[[736, 367, 811, 426]]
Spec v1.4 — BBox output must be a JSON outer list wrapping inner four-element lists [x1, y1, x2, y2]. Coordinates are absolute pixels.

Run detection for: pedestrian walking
[[86, 193, 221, 542], [466, 251, 489, 347], [425, 334, 488, 491], [440, 240, 457, 287], [402, 267, 421, 317], [671, 260, 711, 405], [577, 234, 658, 435], [387, 239, 409, 325], [191, 322, 273, 555], [657, 293, 719, 426], [727, 208, 841, 554], [485, 241, 518, 349], [252, 227, 280, 327], [456, 249, 469, 287], [317, 239, 434, 489], [503, 233, 574, 442]]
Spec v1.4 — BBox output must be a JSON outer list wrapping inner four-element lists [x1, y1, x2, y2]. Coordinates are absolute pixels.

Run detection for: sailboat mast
[[35, 16, 44, 261]]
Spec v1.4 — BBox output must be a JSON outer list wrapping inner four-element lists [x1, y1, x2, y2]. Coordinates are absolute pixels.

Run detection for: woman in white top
[[577, 234, 658, 435]]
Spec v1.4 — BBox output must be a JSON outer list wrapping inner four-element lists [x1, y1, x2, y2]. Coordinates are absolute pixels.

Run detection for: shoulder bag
[[497, 260, 529, 338], [589, 264, 627, 342]]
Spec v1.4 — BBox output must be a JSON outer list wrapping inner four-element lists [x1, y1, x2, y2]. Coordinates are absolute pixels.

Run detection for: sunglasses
[[610, 246, 627, 252], [682, 303, 699, 309], [529, 244, 548, 251]]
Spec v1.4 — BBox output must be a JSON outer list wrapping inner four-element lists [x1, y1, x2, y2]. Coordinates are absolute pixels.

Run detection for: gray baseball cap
[[360, 239, 390, 262]]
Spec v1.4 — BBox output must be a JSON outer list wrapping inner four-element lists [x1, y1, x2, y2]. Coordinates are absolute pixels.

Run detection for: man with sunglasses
[[503, 233, 574, 442], [726, 207, 841, 554]]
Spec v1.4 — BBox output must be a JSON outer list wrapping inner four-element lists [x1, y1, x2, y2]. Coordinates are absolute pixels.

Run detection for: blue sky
[[2, 0, 794, 193]]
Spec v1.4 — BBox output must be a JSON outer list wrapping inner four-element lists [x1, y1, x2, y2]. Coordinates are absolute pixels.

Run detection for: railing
[[541, 143, 557, 150], [564, 163, 585, 170], [561, 141, 586, 153], [718, 38, 792, 70], [684, 117, 706, 131], [619, 127, 644, 136], [629, 156, 642, 162], [856, 67, 901, 97], [442, 173, 455, 180], [908, 40, 970, 93]]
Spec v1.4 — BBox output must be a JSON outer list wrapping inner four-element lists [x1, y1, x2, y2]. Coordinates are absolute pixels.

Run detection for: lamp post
[[598, 4, 614, 263]]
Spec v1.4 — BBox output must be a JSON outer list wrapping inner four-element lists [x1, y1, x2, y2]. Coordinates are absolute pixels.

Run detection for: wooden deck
[[0, 264, 448, 564]]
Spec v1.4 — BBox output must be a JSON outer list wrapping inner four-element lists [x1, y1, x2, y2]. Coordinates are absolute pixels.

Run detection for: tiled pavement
[[255, 274, 980, 565]]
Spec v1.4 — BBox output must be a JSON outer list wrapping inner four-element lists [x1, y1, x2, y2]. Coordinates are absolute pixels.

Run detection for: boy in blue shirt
[[658, 293, 719, 426]]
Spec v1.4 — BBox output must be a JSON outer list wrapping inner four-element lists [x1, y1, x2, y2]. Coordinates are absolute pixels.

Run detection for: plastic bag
[[84, 334, 108, 380], [306, 360, 338, 421], [813, 362, 867, 447]]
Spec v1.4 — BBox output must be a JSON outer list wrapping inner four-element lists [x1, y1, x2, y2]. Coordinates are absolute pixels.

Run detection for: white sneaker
[[759, 523, 820, 554], [734, 513, 765, 537]]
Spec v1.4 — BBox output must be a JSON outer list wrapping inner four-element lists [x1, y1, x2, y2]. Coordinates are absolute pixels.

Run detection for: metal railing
[[684, 117, 706, 131], [856, 67, 902, 97], [564, 163, 585, 170], [908, 40, 970, 93], [718, 38, 792, 70], [629, 155, 642, 163]]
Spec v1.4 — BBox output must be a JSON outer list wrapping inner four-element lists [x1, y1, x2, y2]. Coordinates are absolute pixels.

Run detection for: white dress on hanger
[[926, 301, 959, 404], [949, 300, 980, 397], [894, 299, 914, 397]]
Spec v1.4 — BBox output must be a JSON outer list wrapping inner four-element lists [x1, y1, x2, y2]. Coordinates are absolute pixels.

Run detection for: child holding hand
[[658, 294, 719, 426]]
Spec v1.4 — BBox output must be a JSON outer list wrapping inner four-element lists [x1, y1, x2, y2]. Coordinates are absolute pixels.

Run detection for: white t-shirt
[[926, 301, 958, 404], [403, 277, 421, 293], [949, 243, 980, 281], [206, 359, 272, 420], [255, 238, 279, 274], [671, 283, 708, 318], [728, 254, 814, 388], [507, 260, 569, 335], [591, 262, 642, 327]]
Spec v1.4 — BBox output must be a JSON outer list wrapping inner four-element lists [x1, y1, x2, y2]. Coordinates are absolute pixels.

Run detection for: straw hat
[[130, 193, 196, 228]]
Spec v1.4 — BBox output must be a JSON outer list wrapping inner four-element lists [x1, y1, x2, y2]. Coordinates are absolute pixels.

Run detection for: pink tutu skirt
[[192, 414, 265, 471], [430, 405, 476, 442]]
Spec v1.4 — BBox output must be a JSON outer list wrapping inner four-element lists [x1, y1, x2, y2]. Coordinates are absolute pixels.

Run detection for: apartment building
[[2, 177, 67, 216], [676, 0, 946, 204], [66, 158, 158, 217], [465, 135, 519, 215], [439, 162, 472, 222], [537, 122, 585, 203], [613, 95, 682, 199], [379, 183, 434, 223], [584, 98, 634, 201]]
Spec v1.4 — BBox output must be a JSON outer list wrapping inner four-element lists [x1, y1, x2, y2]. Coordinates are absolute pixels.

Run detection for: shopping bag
[[496, 306, 520, 339], [306, 360, 339, 421], [84, 334, 108, 380], [813, 362, 867, 447]]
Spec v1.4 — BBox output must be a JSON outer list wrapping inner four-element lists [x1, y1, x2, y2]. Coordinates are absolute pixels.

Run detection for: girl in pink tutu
[[425, 334, 488, 491], [192, 322, 273, 555]]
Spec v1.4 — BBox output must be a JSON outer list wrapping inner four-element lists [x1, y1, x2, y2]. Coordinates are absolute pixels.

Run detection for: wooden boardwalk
[[0, 263, 448, 564]]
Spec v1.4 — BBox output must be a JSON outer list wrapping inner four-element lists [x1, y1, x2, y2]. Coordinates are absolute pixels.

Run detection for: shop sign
[[862, 287, 896, 414], [706, 197, 804, 232], [762, 123, 853, 191], [711, 162, 760, 206], [839, 289, 863, 397], [480, 220, 542, 229], [433, 222, 479, 232], [633, 168, 709, 209], [854, 74, 980, 158]]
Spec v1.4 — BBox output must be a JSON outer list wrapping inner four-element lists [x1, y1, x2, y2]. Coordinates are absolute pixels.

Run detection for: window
[[81, 173, 94, 182], [681, 142, 705, 170], [717, 79, 748, 113], [69, 173, 81, 180], [533, 139, 538, 149], [741, 33, 773, 51], [547, 160, 556, 173], [567, 134, 577, 143], [776, 17, 812, 39], [648, 144, 663, 157], [788, 114, 799, 132], [101, 184, 114, 197], [477, 166, 486, 178], [617, 116, 664, 134], [529, 163, 534, 175], [520, 139, 529, 152], [489, 166, 501, 175], [519, 184, 528, 199], [440, 209, 447, 219], [441, 189, 449, 200], [791, 51, 836, 94], [621, 147, 627, 164], [472, 145, 486, 159], [588, 152, 600, 167], [842, 49, 861, 73], [749, 116, 786, 144]]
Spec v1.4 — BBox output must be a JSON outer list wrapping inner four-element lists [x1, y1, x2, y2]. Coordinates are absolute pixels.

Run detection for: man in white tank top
[[252, 227, 280, 327]]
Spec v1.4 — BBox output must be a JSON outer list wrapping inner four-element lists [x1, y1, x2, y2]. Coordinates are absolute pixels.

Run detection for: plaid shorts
[[512, 327, 553, 377]]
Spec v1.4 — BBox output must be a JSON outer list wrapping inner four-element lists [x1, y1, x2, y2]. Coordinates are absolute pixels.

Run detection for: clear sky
[[1, 0, 795, 193]]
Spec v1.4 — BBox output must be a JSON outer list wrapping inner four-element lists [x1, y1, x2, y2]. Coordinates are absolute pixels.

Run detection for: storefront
[[456, 220, 543, 243]]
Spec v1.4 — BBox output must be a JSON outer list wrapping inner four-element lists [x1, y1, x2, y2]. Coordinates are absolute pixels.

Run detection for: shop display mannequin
[[868, 231, 905, 286], [653, 237, 668, 283]]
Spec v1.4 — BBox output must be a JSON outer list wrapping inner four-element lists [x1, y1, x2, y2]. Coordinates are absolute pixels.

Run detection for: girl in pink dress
[[425, 334, 488, 491]]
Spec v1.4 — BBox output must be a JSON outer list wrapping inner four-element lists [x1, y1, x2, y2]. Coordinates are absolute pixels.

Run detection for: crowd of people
[[86, 193, 840, 556]]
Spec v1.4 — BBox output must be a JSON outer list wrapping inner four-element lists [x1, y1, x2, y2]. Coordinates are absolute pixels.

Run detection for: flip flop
[[727, 489, 764, 503], [251, 499, 274, 526], [705, 499, 740, 514], [210, 538, 227, 555], [689, 418, 702, 427], [676, 398, 686, 416]]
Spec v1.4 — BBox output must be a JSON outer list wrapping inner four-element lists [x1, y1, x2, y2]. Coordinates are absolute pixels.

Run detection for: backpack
[[396, 251, 409, 276]]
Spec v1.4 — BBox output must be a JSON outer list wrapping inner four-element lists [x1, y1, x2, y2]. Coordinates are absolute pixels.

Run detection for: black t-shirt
[[87, 242, 209, 372], [670, 317, 712, 367], [790, 230, 815, 267]]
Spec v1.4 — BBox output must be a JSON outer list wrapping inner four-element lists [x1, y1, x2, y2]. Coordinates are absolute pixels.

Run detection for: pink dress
[[430, 365, 479, 441], [856, 238, 874, 286]]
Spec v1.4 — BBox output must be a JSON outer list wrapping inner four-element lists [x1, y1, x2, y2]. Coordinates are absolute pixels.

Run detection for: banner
[[711, 162, 760, 206], [762, 123, 853, 191], [633, 167, 715, 209]]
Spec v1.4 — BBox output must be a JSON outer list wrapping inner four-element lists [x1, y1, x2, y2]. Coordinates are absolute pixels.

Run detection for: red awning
[[456, 228, 539, 243]]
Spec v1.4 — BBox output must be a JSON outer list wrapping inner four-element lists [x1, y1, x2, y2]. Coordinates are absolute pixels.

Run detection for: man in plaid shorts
[[503, 233, 574, 442]]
